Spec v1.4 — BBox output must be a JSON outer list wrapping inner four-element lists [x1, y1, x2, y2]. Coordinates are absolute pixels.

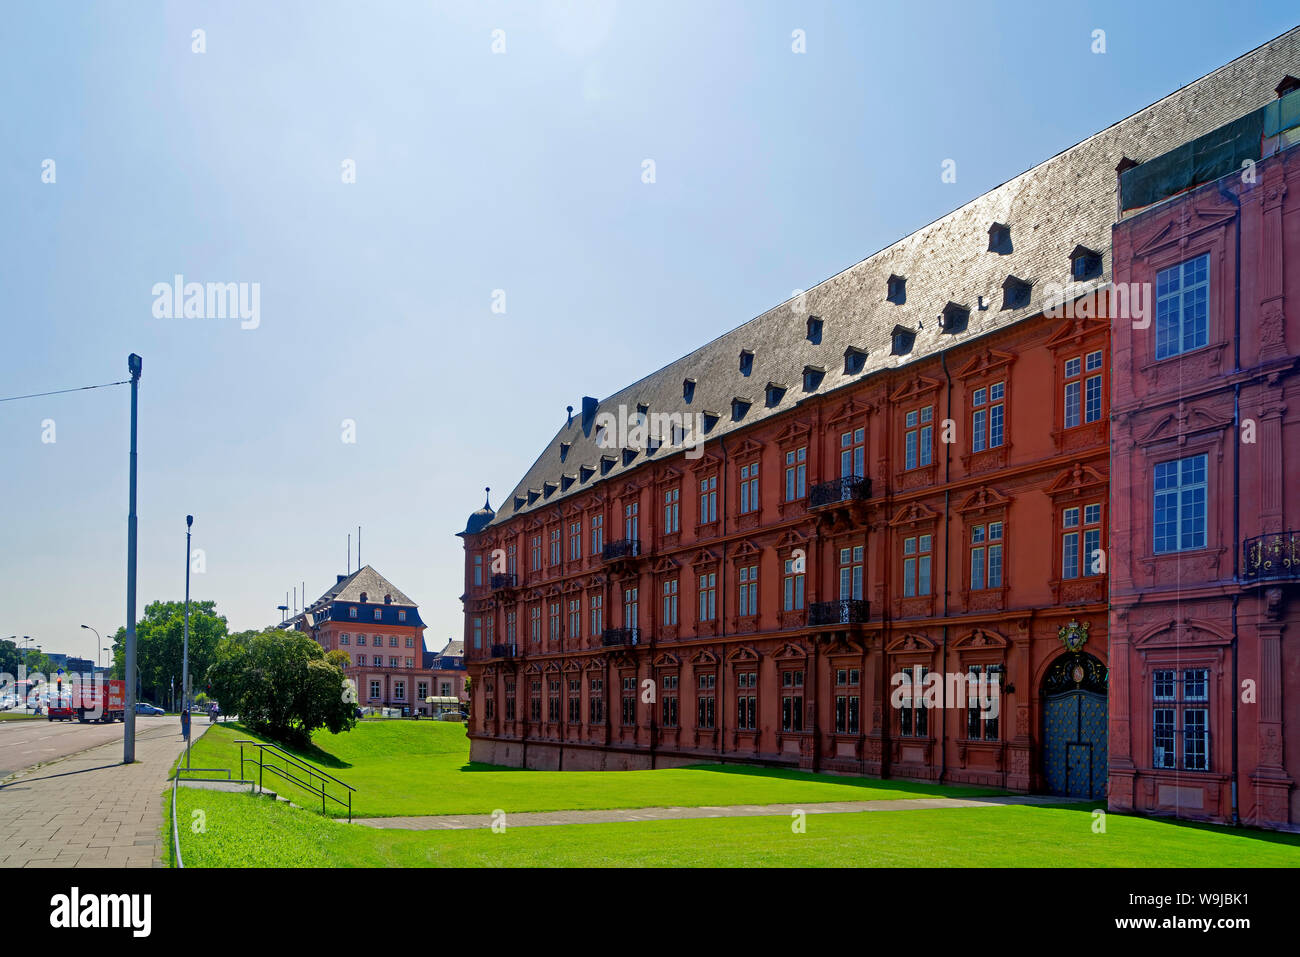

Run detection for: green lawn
[[0, 712, 42, 721], [183, 721, 1000, 817], [170, 787, 1300, 868]]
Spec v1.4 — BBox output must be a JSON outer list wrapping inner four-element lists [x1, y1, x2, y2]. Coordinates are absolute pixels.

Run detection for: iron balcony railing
[[809, 475, 872, 508], [1243, 531, 1300, 582], [490, 573, 517, 590], [808, 599, 871, 626], [602, 539, 641, 561], [601, 627, 641, 647], [490, 643, 518, 658]]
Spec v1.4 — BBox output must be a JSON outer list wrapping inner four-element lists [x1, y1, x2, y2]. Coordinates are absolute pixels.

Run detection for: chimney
[[581, 396, 599, 435]]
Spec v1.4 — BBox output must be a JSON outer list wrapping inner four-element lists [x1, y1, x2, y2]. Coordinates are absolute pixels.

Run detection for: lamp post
[[80, 624, 100, 669], [182, 514, 193, 768], [20, 637, 38, 713], [124, 353, 142, 763]]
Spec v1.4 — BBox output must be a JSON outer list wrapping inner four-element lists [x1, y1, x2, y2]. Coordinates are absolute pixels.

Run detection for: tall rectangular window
[[898, 665, 928, 737], [1155, 253, 1209, 360], [781, 671, 804, 732], [840, 429, 865, 478], [505, 610, 517, 643], [902, 535, 932, 597], [529, 605, 541, 642], [965, 665, 1001, 740], [589, 593, 603, 636], [735, 671, 757, 730], [698, 572, 717, 621], [1152, 668, 1210, 770], [785, 447, 807, 500], [568, 679, 580, 723], [531, 535, 542, 572], [839, 546, 864, 601], [589, 678, 603, 724], [548, 679, 561, 721], [834, 668, 860, 734], [569, 520, 582, 561], [971, 383, 1005, 452], [1064, 353, 1103, 429], [590, 514, 604, 555], [549, 527, 561, 566], [624, 502, 639, 542], [661, 674, 679, 726], [739, 462, 760, 514], [663, 487, 680, 534], [506, 543, 517, 576], [549, 600, 562, 641], [904, 406, 933, 470], [696, 673, 716, 729], [472, 616, 482, 649], [567, 598, 581, 642], [699, 475, 718, 524], [1154, 454, 1207, 554], [738, 564, 758, 616], [662, 578, 678, 626], [783, 557, 805, 611], [623, 587, 638, 631], [621, 676, 636, 726], [473, 554, 483, 587]]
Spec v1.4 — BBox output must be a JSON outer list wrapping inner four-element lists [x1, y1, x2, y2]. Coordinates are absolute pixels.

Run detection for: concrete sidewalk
[[0, 723, 208, 868], [354, 793, 1082, 831]]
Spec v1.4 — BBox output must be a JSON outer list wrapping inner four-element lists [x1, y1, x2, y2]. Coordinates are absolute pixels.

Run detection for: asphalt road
[[0, 714, 188, 779]]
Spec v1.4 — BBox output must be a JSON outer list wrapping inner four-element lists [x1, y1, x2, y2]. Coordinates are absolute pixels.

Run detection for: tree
[[108, 600, 228, 707], [0, 639, 21, 679], [206, 628, 356, 747]]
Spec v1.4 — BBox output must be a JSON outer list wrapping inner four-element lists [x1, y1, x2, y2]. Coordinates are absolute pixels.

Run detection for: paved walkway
[[354, 793, 1080, 831], [0, 723, 208, 868]]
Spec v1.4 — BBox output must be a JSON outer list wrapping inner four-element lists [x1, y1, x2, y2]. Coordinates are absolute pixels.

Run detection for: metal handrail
[[236, 740, 355, 821]]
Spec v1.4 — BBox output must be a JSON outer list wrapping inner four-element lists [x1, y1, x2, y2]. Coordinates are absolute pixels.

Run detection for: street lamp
[[81, 625, 101, 668], [182, 514, 193, 769], [19, 637, 38, 713]]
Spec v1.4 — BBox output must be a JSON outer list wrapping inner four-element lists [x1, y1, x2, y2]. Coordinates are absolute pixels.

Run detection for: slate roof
[[439, 639, 465, 658], [313, 565, 417, 607], [477, 27, 1300, 532]]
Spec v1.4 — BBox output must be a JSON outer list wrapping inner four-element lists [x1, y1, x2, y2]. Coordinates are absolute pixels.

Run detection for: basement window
[[806, 316, 823, 344], [739, 350, 754, 377]]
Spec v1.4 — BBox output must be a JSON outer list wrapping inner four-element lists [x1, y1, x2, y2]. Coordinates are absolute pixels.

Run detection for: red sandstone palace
[[459, 30, 1300, 828]]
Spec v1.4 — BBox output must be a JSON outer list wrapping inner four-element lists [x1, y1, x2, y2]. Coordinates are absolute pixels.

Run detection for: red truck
[[47, 679, 126, 724]]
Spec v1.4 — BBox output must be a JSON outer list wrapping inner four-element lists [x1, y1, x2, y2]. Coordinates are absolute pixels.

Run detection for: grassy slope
[[172, 788, 1300, 868], [186, 721, 1001, 817]]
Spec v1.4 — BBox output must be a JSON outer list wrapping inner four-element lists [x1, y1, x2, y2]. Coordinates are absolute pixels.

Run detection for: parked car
[[134, 702, 164, 715]]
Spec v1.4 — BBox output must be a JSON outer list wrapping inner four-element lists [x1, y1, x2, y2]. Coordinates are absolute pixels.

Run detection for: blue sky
[[2, 0, 1295, 661]]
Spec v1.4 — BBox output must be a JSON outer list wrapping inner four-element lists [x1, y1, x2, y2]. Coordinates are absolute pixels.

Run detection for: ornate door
[[1042, 652, 1108, 800]]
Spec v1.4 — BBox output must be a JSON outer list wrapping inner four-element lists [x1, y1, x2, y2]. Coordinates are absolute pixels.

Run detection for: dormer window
[[806, 316, 823, 344], [844, 347, 867, 375], [359, 592, 368, 603], [1070, 245, 1102, 281], [636, 403, 648, 418], [349, 606, 358, 619], [527, 489, 541, 505], [514, 495, 527, 510], [373, 608, 382, 621], [887, 275, 906, 304], [739, 351, 754, 377], [561, 474, 575, 491], [988, 222, 1011, 254], [765, 382, 786, 407], [940, 303, 969, 334], [890, 326, 916, 355], [600, 456, 615, 475], [384, 594, 392, 603], [559, 442, 570, 463], [802, 365, 825, 392], [543, 481, 558, 498], [731, 397, 752, 421], [622, 448, 637, 466], [702, 411, 720, 433], [1002, 275, 1032, 310], [579, 465, 595, 484], [683, 378, 696, 403]]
